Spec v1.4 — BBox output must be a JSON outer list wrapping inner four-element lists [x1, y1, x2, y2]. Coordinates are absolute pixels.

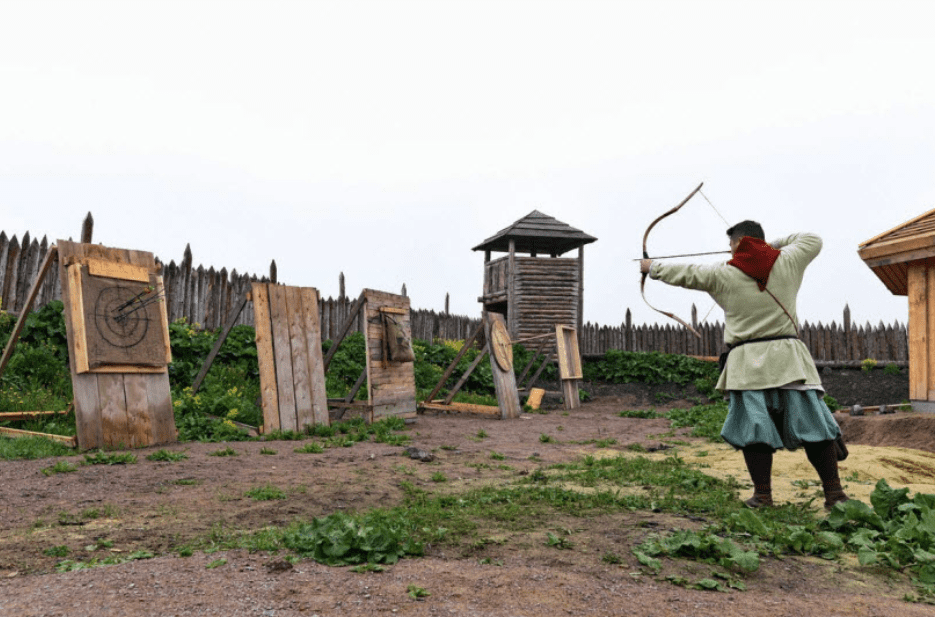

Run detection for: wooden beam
[[0, 426, 77, 447], [0, 246, 57, 379], [420, 401, 501, 416], [0, 410, 70, 421], [422, 322, 484, 404], [345, 368, 367, 403], [908, 263, 928, 401], [443, 348, 489, 405], [191, 293, 249, 394], [322, 292, 365, 372]]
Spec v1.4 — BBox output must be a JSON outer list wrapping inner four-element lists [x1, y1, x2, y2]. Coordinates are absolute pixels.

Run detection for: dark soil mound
[[819, 368, 909, 407]]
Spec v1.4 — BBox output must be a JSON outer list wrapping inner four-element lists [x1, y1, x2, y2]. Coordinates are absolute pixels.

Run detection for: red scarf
[[728, 237, 780, 291]]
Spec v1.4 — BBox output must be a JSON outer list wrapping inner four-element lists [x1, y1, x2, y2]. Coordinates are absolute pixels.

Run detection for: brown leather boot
[[804, 441, 851, 510], [742, 446, 774, 508]]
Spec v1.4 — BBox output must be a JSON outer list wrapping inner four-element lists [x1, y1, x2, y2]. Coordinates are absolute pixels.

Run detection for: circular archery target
[[93, 284, 152, 349]]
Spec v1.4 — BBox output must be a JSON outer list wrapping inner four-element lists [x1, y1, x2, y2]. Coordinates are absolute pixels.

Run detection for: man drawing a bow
[[640, 221, 850, 510]]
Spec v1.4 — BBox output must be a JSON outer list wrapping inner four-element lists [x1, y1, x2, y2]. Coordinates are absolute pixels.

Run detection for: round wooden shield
[[490, 319, 513, 372]]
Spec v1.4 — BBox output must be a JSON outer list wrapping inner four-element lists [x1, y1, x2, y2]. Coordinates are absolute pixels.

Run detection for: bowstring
[[697, 188, 729, 326]]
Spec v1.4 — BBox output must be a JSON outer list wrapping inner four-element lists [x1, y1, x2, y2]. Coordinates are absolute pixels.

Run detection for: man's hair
[[726, 220, 765, 242]]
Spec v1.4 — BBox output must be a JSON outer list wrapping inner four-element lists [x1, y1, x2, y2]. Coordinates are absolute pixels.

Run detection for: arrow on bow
[[641, 182, 706, 339]]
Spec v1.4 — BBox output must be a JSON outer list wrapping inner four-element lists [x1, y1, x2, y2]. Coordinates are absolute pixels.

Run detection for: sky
[[2, 0, 934, 331]]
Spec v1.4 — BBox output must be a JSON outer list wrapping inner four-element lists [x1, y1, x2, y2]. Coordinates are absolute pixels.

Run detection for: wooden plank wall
[[512, 256, 579, 342], [57, 240, 176, 450], [252, 283, 329, 432], [362, 289, 417, 421]]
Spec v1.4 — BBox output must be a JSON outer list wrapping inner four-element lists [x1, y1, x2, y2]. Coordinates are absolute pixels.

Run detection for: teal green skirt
[[721, 389, 841, 451]]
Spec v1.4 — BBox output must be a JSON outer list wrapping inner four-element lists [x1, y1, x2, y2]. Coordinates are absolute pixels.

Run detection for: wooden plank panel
[[124, 373, 155, 448], [146, 369, 177, 445], [87, 259, 150, 282], [98, 373, 130, 449], [299, 287, 329, 426], [908, 263, 928, 401], [58, 242, 103, 449], [286, 286, 314, 430], [927, 267, 935, 401], [268, 284, 297, 431], [252, 283, 280, 432]]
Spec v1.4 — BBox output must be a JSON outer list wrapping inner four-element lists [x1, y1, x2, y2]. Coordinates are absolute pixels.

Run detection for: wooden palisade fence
[[0, 229, 908, 366]]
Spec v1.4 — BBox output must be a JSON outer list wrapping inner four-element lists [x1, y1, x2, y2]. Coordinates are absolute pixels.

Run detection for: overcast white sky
[[2, 0, 934, 331]]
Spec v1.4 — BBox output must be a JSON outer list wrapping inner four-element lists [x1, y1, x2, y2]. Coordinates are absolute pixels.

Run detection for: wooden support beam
[[516, 337, 551, 386], [345, 368, 367, 403], [190, 295, 250, 394], [420, 401, 501, 416], [0, 426, 77, 447], [422, 322, 484, 404], [0, 246, 58, 380], [523, 349, 556, 392], [0, 410, 70, 421], [443, 348, 489, 405], [322, 292, 365, 372]]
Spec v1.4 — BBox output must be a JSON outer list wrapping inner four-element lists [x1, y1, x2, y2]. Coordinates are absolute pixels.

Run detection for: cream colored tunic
[[650, 233, 823, 393]]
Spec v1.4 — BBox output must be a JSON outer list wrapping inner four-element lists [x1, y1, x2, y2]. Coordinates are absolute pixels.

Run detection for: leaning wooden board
[[252, 283, 329, 432], [57, 240, 176, 450], [362, 289, 417, 421]]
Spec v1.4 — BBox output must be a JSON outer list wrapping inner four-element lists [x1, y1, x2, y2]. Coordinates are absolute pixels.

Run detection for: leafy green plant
[[245, 484, 287, 501], [282, 510, 427, 566], [43, 545, 69, 558], [294, 442, 324, 454], [146, 449, 188, 462], [823, 395, 841, 412], [539, 434, 554, 443], [41, 460, 78, 475], [431, 472, 447, 483], [861, 358, 878, 372], [883, 363, 902, 375], [259, 447, 277, 455], [407, 584, 430, 599], [618, 409, 661, 419], [208, 446, 238, 457], [546, 532, 573, 549], [83, 451, 137, 465], [206, 558, 228, 569], [489, 451, 505, 461]]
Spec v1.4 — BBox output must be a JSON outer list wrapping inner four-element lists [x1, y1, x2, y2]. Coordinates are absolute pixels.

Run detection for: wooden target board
[[58, 240, 176, 450], [252, 283, 329, 433], [363, 289, 417, 421], [484, 312, 521, 419]]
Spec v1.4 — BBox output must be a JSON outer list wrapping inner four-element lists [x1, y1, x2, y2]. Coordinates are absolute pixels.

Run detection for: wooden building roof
[[858, 207, 935, 296], [472, 210, 597, 256]]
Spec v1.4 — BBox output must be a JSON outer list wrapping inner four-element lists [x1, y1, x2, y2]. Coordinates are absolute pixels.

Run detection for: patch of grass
[[245, 484, 288, 501], [41, 460, 78, 476], [594, 438, 618, 448], [208, 446, 238, 457], [83, 451, 137, 465], [476, 429, 488, 439], [489, 451, 506, 460], [618, 409, 661, 419], [539, 434, 555, 443], [431, 472, 447, 483], [146, 449, 189, 462], [0, 436, 74, 461], [173, 478, 200, 486], [259, 447, 277, 455], [43, 545, 69, 558], [294, 442, 324, 454], [407, 584, 430, 599], [205, 558, 227, 569]]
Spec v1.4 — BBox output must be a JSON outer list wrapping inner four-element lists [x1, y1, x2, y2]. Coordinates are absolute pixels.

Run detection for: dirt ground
[[2, 370, 933, 617]]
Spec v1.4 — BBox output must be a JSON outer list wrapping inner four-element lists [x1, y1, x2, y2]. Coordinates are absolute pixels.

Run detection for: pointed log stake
[[269, 260, 277, 284], [0, 246, 58, 380], [81, 212, 93, 244]]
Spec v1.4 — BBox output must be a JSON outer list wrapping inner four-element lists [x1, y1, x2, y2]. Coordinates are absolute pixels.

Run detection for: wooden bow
[[641, 182, 705, 339]]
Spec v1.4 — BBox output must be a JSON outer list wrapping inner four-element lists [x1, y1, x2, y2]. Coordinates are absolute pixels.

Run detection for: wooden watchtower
[[473, 211, 597, 340], [859, 207, 935, 411]]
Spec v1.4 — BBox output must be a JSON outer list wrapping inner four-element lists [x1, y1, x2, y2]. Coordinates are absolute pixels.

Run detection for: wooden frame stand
[[421, 312, 521, 419]]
